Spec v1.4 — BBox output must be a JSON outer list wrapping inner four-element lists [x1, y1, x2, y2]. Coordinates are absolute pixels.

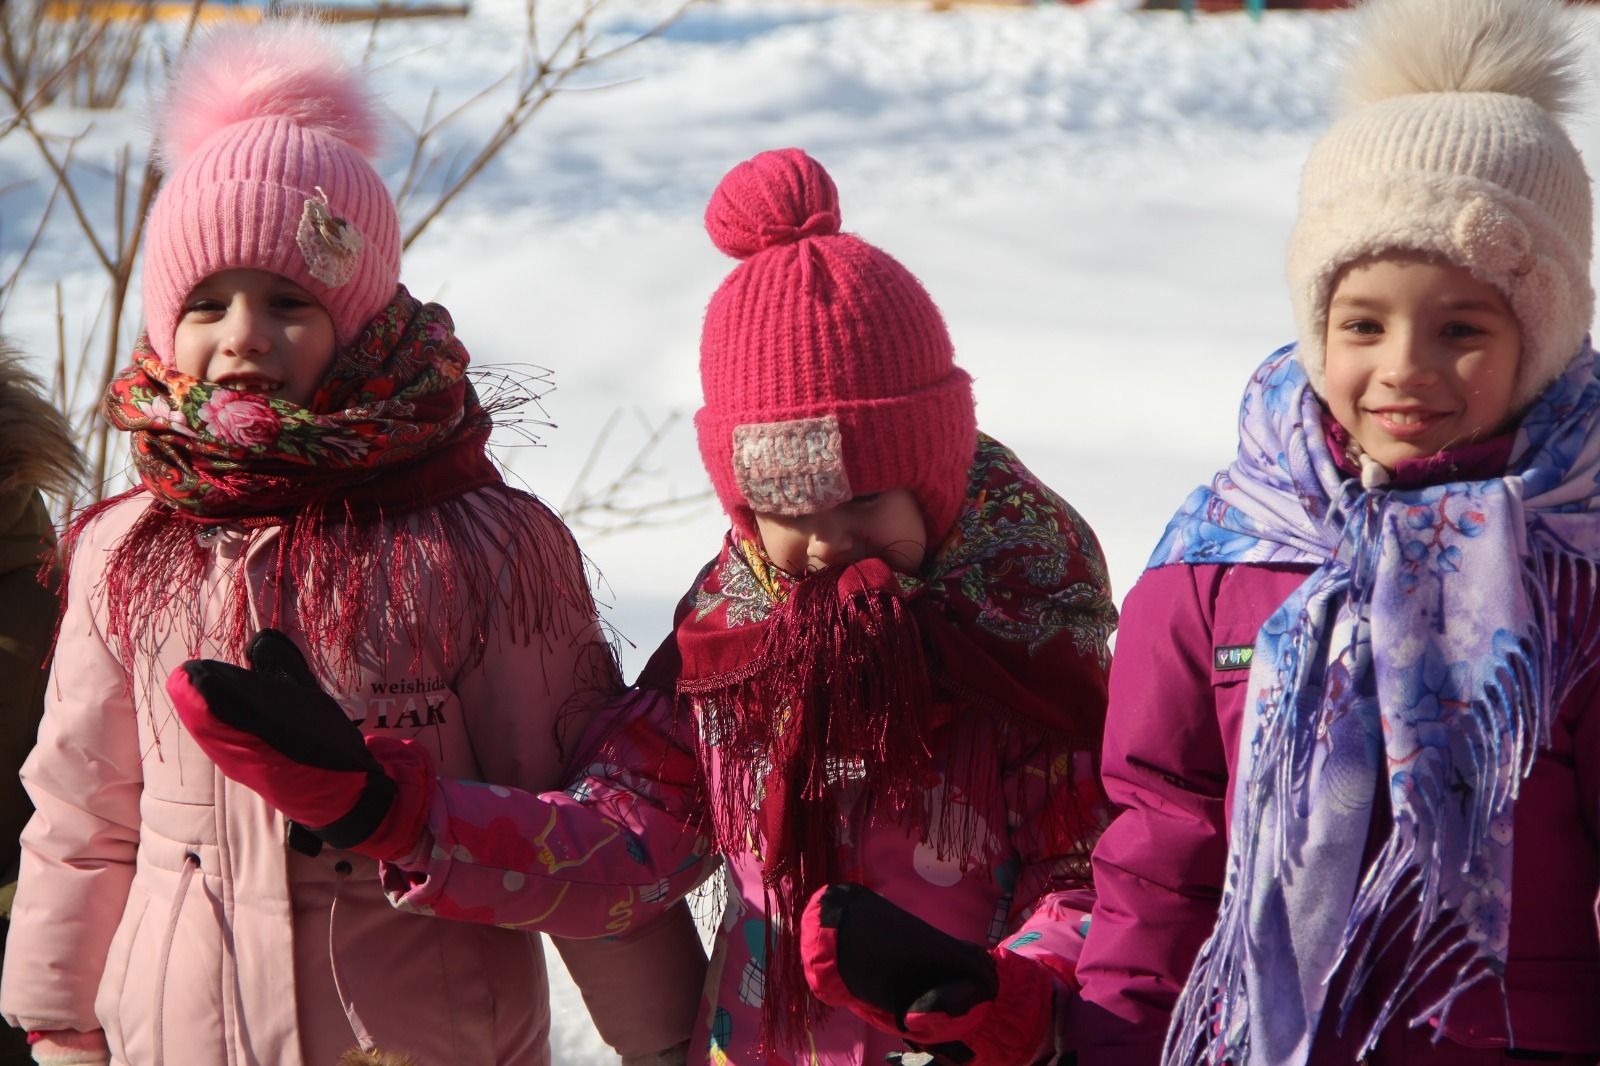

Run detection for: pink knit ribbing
[[696, 148, 976, 541]]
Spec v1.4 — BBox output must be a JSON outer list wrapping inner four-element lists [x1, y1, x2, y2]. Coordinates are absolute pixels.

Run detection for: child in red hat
[[172, 147, 1116, 1066]]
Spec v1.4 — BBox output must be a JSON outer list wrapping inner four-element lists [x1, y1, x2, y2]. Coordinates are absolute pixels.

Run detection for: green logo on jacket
[[1214, 644, 1254, 672]]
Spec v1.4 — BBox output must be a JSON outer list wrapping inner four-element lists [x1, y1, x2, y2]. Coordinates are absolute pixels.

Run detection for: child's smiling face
[[754, 488, 927, 576], [1323, 253, 1522, 469], [173, 268, 337, 407]]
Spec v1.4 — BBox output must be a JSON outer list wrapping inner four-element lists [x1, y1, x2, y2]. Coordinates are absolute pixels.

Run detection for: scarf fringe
[[686, 562, 943, 1048], [1165, 544, 1575, 1066], [1164, 573, 1334, 1066], [63, 483, 589, 714], [665, 437, 1113, 1056]]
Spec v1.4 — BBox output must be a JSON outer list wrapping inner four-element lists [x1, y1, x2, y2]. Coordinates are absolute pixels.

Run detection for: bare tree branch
[[562, 408, 713, 538], [395, 0, 697, 249]]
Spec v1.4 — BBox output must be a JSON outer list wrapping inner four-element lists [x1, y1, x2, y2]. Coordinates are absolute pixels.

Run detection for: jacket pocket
[[93, 884, 149, 1059]]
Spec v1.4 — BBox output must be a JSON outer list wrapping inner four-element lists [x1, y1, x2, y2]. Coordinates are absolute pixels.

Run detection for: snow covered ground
[[6, 0, 1600, 1058]]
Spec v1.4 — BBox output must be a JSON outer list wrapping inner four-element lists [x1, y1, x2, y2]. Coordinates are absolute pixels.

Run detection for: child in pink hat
[[170, 147, 1118, 1065], [0, 22, 703, 1066]]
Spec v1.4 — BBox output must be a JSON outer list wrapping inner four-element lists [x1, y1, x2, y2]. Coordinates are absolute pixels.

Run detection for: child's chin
[[1366, 437, 1444, 467]]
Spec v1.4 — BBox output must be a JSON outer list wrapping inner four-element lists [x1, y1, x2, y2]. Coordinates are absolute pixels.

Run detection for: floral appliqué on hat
[[297, 186, 365, 288]]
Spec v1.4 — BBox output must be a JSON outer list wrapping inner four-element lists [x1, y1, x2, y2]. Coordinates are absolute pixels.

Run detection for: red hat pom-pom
[[704, 147, 842, 260]]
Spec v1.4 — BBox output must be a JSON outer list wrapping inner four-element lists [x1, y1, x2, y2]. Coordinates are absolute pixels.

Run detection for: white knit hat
[[1288, 0, 1593, 412]]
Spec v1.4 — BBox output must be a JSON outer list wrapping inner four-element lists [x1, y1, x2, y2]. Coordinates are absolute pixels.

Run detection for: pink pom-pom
[[704, 147, 841, 261], [157, 20, 382, 171]]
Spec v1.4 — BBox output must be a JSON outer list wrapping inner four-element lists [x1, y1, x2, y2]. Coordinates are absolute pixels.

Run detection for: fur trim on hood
[[0, 340, 82, 501]]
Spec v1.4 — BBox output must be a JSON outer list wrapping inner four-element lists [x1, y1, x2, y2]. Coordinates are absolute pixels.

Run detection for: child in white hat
[[1075, 0, 1600, 1062]]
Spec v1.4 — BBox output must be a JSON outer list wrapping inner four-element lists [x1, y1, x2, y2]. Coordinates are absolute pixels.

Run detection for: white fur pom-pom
[[157, 19, 382, 171], [1343, 0, 1581, 116]]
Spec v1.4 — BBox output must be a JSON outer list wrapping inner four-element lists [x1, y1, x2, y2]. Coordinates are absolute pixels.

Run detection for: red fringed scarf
[[66, 286, 582, 694], [641, 435, 1117, 1049]]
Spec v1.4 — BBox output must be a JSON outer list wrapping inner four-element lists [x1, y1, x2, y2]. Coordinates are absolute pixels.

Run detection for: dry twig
[[562, 408, 713, 537], [393, 0, 695, 248]]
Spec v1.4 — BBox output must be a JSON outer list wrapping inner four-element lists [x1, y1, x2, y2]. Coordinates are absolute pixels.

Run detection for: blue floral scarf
[[1154, 344, 1600, 1065]]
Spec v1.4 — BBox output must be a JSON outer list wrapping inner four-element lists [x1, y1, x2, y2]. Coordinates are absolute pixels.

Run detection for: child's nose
[[808, 523, 858, 568], [221, 303, 270, 358], [1377, 329, 1437, 387]]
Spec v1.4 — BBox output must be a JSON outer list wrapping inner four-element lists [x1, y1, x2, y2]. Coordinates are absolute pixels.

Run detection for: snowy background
[[5, 0, 1600, 1058]]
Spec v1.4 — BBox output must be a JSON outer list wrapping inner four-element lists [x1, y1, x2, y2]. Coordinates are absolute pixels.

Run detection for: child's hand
[[166, 629, 435, 861], [801, 883, 1057, 1066], [27, 1028, 110, 1065]]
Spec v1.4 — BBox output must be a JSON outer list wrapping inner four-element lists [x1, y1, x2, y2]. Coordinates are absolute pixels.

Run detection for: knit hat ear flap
[[1287, 0, 1592, 412], [142, 20, 401, 365], [695, 148, 977, 545]]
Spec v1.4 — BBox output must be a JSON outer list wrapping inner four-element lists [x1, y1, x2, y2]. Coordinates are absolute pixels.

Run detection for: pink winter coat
[[1071, 561, 1600, 1065], [381, 684, 1100, 1065], [0, 491, 707, 1066]]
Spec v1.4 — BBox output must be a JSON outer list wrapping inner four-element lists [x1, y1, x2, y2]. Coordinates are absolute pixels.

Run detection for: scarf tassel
[[688, 561, 949, 1051], [71, 483, 588, 706], [1165, 552, 1558, 1066], [1317, 614, 1540, 1058]]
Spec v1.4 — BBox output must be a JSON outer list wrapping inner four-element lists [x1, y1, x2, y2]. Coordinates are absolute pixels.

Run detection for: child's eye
[[272, 295, 316, 311], [182, 299, 225, 316], [1342, 319, 1382, 336], [1442, 321, 1485, 339]]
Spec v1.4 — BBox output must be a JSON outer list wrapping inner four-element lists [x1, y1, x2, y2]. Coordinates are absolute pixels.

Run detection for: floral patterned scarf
[[106, 286, 497, 519], [68, 287, 580, 693], [642, 434, 1117, 1048], [1154, 345, 1600, 1065]]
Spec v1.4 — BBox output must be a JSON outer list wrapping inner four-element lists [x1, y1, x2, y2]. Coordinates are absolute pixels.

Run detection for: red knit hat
[[696, 148, 976, 542]]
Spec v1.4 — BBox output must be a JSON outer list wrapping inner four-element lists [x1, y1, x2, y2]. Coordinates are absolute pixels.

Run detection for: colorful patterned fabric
[[1152, 344, 1600, 1065], [68, 287, 570, 687], [104, 286, 493, 519], [654, 433, 1116, 1047], [384, 653, 1102, 1066]]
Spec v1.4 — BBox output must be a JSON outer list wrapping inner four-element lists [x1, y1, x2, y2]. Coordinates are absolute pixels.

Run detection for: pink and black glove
[[166, 629, 435, 861], [801, 883, 1062, 1066]]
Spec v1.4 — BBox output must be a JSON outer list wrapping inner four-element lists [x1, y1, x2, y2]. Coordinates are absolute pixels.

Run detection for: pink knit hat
[[696, 148, 976, 542], [142, 22, 401, 365]]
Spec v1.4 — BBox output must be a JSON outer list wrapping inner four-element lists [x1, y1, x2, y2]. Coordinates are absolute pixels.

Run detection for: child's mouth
[[1370, 407, 1445, 438], [218, 378, 282, 395]]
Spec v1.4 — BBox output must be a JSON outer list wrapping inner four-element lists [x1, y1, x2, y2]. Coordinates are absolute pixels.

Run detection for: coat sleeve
[[991, 729, 1100, 1066], [383, 684, 715, 929], [447, 501, 712, 1058], [0, 515, 141, 1034], [1068, 564, 1231, 1066]]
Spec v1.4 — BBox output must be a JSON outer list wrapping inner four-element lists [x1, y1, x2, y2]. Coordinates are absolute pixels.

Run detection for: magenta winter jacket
[[0, 492, 706, 1066], [1072, 560, 1600, 1065]]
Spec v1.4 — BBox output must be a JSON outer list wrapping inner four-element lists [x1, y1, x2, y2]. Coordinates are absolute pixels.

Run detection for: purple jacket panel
[[1073, 562, 1600, 1065]]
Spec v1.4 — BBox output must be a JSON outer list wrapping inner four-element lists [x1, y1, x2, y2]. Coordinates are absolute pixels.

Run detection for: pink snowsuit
[[0, 491, 706, 1066], [380, 659, 1102, 1065], [1071, 558, 1600, 1064]]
